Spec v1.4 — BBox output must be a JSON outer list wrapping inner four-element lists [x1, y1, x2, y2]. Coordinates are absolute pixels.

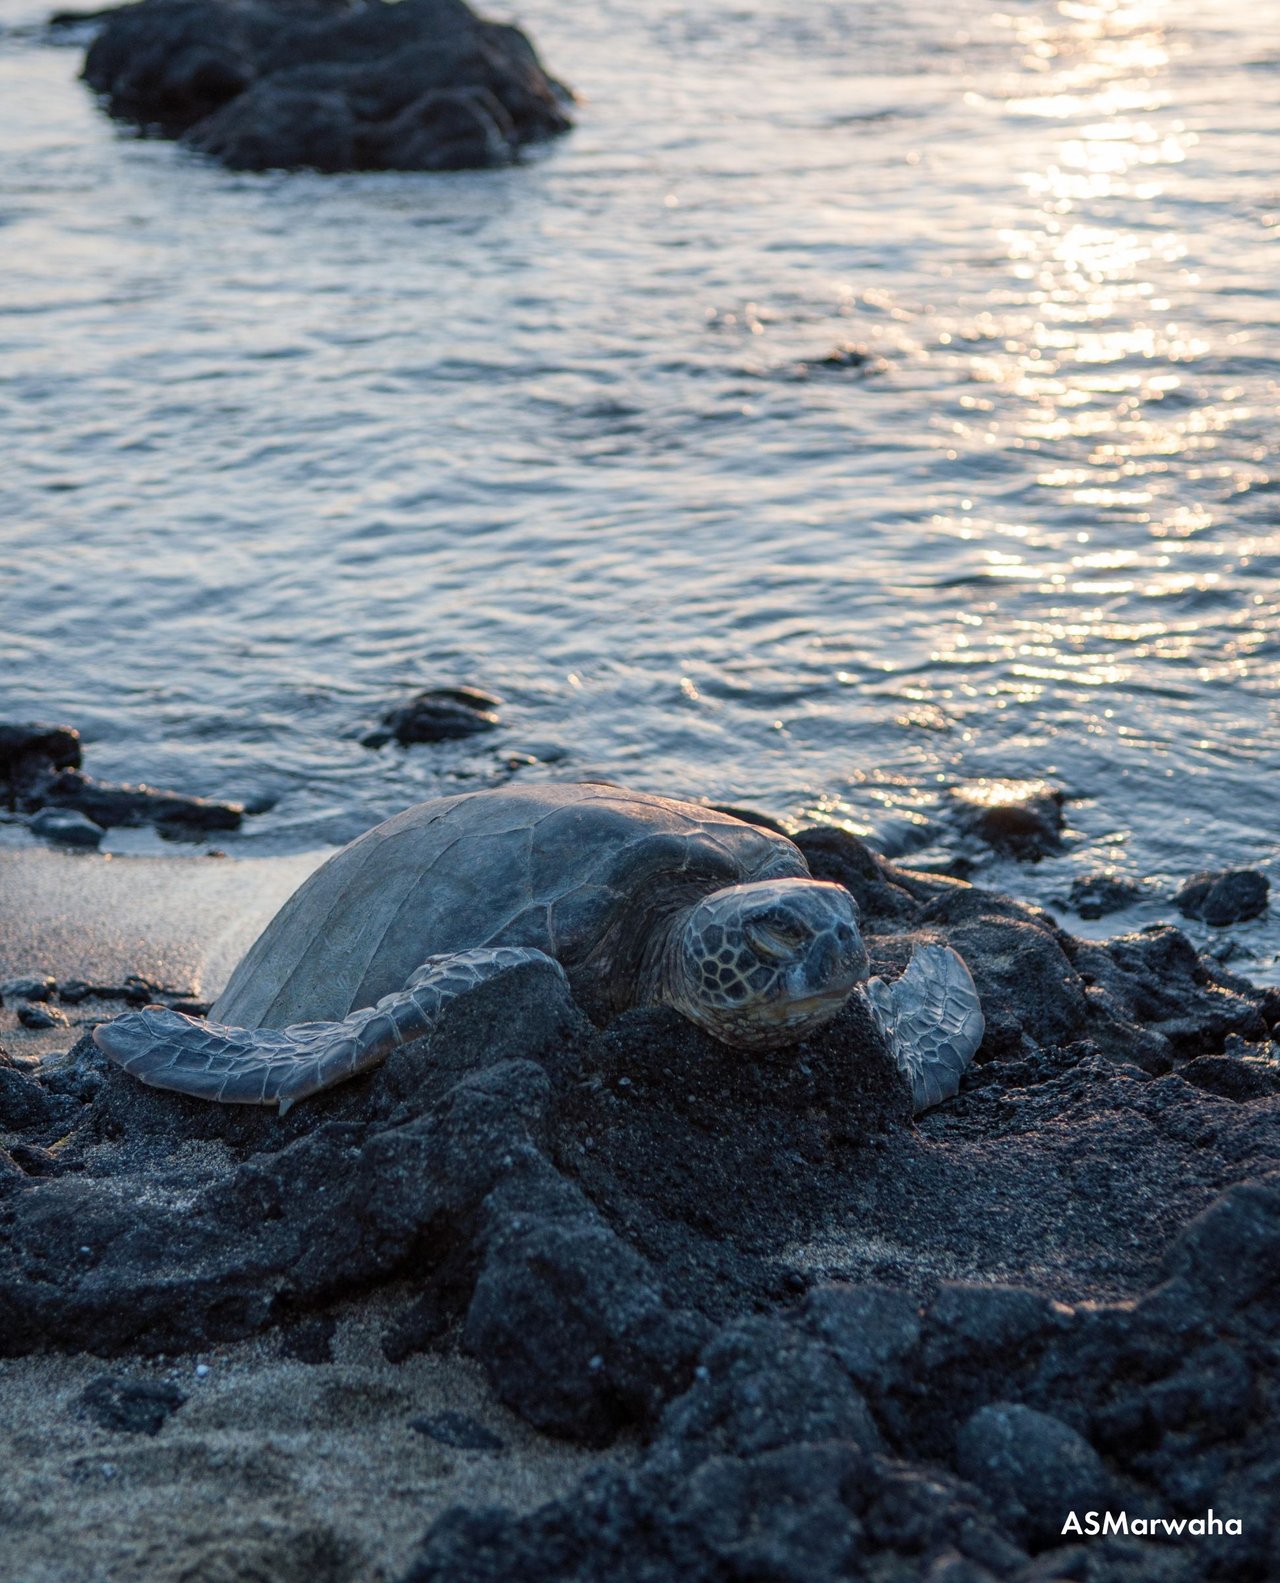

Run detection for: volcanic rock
[[363, 686, 501, 749], [1176, 869, 1270, 928], [81, 0, 572, 173]]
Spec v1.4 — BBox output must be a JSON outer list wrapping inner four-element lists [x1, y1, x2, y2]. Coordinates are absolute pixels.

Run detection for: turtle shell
[[212, 782, 808, 1029]]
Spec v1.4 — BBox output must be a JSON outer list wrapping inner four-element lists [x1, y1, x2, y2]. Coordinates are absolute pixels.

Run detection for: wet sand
[[0, 843, 325, 1001]]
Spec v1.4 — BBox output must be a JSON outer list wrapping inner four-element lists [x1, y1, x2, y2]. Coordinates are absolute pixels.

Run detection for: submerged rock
[[80, 0, 573, 173], [363, 686, 501, 748]]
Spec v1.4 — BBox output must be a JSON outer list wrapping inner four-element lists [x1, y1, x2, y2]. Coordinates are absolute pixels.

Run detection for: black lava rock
[[1065, 872, 1141, 919], [1176, 869, 1270, 927], [17, 1004, 68, 1031], [78, 1374, 187, 1435], [954, 1402, 1112, 1550], [0, 722, 81, 800], [655, 1316, 884, 1469], [82, 0, 572, 173], [464, 1168, 710, 1445], [950, 780, 1066, 861], [0, 1062, 79, 1134], [36, 768, 243, 833], [29, 807, 105, 847], [2, 976, 57, 1002], [363, 687, 501, 748]]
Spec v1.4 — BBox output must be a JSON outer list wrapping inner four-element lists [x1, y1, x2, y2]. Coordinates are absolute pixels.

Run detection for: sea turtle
[[93, 782, 983, 1114]]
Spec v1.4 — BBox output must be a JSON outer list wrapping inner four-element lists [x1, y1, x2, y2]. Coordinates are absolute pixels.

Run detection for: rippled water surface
[[1, 0, 1277, 973]]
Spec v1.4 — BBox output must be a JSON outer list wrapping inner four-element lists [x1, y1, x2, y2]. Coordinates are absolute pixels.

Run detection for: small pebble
[[18, 1004, 68, 1030]]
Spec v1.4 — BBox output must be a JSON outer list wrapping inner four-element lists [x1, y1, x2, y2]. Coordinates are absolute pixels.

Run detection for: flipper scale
[[864, 943, 984, 1114]]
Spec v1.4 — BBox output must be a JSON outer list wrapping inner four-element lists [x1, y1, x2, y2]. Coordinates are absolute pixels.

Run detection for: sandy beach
[[0, 1301, 623, 1583], [0, 843, 324, 1003]]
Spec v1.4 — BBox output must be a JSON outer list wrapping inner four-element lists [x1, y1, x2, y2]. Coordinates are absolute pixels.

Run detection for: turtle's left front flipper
[[93, 946, 559, 1113], [863, 943, 984, 1114]]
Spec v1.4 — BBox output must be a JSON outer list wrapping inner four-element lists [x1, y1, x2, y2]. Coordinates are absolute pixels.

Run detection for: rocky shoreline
[[2, 818, 1278, 1582]]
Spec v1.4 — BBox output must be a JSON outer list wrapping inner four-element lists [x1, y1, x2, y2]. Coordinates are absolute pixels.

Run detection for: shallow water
[[1, 0, 1277, 977]]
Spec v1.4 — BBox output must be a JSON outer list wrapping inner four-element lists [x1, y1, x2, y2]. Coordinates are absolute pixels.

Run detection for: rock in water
[[81, 0, 573, 173], [1065, 871, 1140, 919], [0, 723, 82, 791], [362, 686, 501, 748], [950, 778, 1065, 861], [1176, 868, 1270, 927], [35, 768, 243, 834], [29, 807, 105, 848]]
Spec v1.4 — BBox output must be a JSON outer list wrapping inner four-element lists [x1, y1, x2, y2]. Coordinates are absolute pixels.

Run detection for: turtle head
[[669, 877, 868, 1051]]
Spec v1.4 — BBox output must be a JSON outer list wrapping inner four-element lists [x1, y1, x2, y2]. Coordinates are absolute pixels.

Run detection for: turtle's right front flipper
[[863, 943, 984, 1114], [93, 946, 559, 1113]]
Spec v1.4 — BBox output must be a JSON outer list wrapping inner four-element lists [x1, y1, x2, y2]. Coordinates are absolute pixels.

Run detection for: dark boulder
[[0, 722, 82, 792], [654, 1316, 884, 1469], [187, 80, 359, 170], [1176, 869, 1270, 927], [465, 1169, 709, 1445], [82, 0, 573, 173]]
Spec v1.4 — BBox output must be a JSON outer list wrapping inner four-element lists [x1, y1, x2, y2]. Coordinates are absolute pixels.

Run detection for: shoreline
[[0, 842, 325, 1002]]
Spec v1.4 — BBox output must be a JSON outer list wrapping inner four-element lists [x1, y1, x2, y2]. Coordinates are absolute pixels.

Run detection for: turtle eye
[[745, 917, 806, 962]]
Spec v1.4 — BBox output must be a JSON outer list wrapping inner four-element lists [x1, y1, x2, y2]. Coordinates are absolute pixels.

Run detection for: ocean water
[[1, 0, 1277, 977]]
